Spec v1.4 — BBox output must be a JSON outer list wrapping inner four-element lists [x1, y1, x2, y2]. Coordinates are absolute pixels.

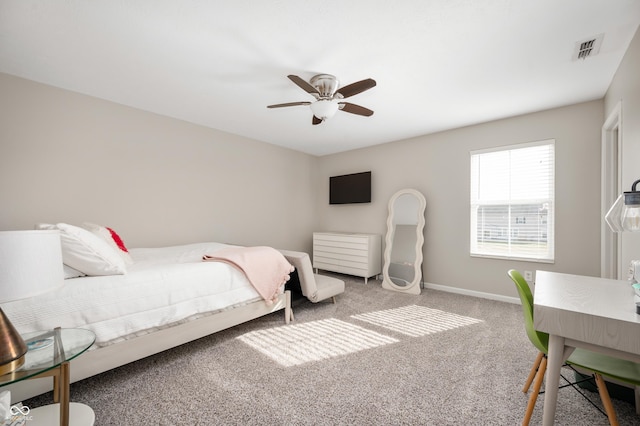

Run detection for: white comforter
[[1, 242, 262, 347]]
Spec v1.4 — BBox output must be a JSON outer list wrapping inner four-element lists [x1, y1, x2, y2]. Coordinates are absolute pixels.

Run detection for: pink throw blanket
[[203, 246, 294, 304]]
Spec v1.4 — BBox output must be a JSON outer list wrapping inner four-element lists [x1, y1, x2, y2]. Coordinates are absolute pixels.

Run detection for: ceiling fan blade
[[267, 101, 312, 108], [312, 116, 323, 125], [335, 78, 376, 98], [288, 75, 320, 95], [339, 102, 374, 117]]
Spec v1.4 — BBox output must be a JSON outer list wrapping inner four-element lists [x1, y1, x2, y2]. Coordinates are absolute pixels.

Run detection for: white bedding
[[1, 242, 265, 347]]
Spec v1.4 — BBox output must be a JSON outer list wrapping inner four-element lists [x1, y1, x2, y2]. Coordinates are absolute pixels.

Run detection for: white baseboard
[[423, 282, 520, 305], [376, 275, 521, 305]]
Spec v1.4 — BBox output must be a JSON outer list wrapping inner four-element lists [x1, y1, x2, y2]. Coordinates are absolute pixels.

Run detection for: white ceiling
[[1, 1, 639, 156]]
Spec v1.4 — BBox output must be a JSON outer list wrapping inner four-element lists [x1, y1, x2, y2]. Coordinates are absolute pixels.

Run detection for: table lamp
[[0, 230, 64, 375], [605, 179, 640, 233]]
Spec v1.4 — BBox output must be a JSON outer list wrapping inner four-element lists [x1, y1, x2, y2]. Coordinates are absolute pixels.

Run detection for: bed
[[1, 228, 294, 402]]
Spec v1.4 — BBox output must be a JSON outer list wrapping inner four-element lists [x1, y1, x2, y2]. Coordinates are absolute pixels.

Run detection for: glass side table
[[0, 328, 95, 426]]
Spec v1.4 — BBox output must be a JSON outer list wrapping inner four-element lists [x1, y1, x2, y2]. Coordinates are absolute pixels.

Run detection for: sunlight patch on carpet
[[237, 318, 398, 367], [351, 305, 483, 337]]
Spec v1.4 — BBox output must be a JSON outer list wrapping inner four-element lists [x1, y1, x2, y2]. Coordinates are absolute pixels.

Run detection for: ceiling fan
[[267, 74, 376, 125]]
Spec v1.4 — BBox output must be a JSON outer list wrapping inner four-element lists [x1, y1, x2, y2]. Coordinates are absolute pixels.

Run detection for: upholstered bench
[[279, 249, 345, 303]]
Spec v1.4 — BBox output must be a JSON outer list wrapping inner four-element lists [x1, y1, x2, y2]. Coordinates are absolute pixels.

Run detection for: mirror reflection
[[382, 189, 426, 295]]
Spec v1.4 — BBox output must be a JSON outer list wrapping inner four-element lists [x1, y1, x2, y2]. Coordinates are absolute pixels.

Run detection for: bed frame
[[7, 290, 293, 402]]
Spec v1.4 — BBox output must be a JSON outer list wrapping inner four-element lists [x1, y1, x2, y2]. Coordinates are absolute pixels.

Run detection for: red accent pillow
[[107, 227, 129, 253], [82, 222, 133, 264]]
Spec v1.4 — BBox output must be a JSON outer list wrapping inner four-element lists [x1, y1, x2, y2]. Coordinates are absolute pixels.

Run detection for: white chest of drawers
[[312, 232, 382, 284]]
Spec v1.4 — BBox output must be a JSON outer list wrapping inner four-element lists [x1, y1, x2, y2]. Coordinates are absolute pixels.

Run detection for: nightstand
[[0, 328, 95, 426]]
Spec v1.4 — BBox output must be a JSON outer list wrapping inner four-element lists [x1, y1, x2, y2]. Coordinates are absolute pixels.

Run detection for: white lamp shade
[[605, 189, 640, 233], [606, 179, 640, 233], [0, 230, 64, 303]]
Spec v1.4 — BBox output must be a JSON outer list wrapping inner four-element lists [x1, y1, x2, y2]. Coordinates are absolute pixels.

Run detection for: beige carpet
[[351, 304, 483, 337], [237, 318, 399, 367], [24, 274, 640, 425]]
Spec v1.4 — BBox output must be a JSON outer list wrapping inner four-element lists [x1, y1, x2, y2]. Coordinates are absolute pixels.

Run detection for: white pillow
[[63, 264, 86, 279], [82, 222, 133, 265], [37, 223, 126, 276]]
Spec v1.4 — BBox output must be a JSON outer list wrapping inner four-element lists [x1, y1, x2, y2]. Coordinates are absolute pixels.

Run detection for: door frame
[[601, 101, 622, 279]]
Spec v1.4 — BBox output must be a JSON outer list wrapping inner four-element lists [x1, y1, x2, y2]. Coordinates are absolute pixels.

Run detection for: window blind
[[470, 140, 555, 262]]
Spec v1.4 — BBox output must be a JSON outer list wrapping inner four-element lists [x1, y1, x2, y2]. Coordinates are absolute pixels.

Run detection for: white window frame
[[470, 140, 555, 263]]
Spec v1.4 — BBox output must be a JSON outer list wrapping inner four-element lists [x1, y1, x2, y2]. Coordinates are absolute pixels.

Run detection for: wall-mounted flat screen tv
[[330, 171, 371, 204]]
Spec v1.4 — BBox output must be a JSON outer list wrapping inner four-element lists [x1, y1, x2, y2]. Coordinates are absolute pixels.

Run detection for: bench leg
[[284, 290, 294, 324]]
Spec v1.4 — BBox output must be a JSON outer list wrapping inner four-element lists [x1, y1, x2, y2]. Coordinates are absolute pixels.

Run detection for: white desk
[[533, 270, 640, 425]]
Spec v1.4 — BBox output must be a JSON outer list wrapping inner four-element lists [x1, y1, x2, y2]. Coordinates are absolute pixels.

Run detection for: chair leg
[[523, 354, 547, 426], [523, 352, 544, 393], [594, 373, 619, 426]]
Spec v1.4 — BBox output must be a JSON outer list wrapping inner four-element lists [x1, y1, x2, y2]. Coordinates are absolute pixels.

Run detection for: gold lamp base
[[0, 307, 27, 376], [0, 353, 24, 376]]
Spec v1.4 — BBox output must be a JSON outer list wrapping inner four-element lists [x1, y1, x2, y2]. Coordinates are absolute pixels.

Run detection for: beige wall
[[604, 26, 640, 275], [316, 100, 604, 298], [0, 73, 317, 250]]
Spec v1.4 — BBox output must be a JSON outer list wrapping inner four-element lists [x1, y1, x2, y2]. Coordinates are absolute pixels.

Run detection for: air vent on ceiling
[[572, 33, 604, 61]]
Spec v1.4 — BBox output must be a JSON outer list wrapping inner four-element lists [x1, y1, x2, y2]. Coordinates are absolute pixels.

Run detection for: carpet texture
[[24, 274, 640, 425], [237, 318, 398, 367], [351, 304, 484, 337]]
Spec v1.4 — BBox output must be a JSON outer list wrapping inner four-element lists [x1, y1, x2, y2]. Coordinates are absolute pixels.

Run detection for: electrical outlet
[[524, 271, 533, 282]]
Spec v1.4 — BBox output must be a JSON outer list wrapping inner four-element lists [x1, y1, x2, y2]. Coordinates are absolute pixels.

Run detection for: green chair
[[508, 269, 640, 425]]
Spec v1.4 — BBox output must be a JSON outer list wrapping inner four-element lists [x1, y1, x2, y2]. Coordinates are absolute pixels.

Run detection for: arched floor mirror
[[382, 189, 426, 295]]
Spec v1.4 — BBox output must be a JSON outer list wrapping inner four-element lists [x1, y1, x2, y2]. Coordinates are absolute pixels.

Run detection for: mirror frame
[[381, 188, 426, 295]]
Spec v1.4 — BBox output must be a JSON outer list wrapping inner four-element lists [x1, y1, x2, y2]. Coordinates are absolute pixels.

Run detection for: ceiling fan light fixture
[[267, 74, 376, 125], [310, 99, 339, 120]]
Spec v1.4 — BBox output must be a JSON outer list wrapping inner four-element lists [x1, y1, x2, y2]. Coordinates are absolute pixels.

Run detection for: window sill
[[470, 253, 554, 263]]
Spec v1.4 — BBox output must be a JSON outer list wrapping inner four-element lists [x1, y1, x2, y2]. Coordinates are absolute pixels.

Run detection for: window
[[470, 140, 555, 262]]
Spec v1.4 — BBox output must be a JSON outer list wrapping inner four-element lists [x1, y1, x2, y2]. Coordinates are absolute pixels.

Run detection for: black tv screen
[[330, 171, 371, 204]]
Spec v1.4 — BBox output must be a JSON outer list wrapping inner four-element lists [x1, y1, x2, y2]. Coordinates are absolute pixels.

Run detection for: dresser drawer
[[313, 245, 368, 260], [314, 233, 369, 244], [314, 253, 368, 269], [314, 239, 368, 251], [313, 261, 369, 277]]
